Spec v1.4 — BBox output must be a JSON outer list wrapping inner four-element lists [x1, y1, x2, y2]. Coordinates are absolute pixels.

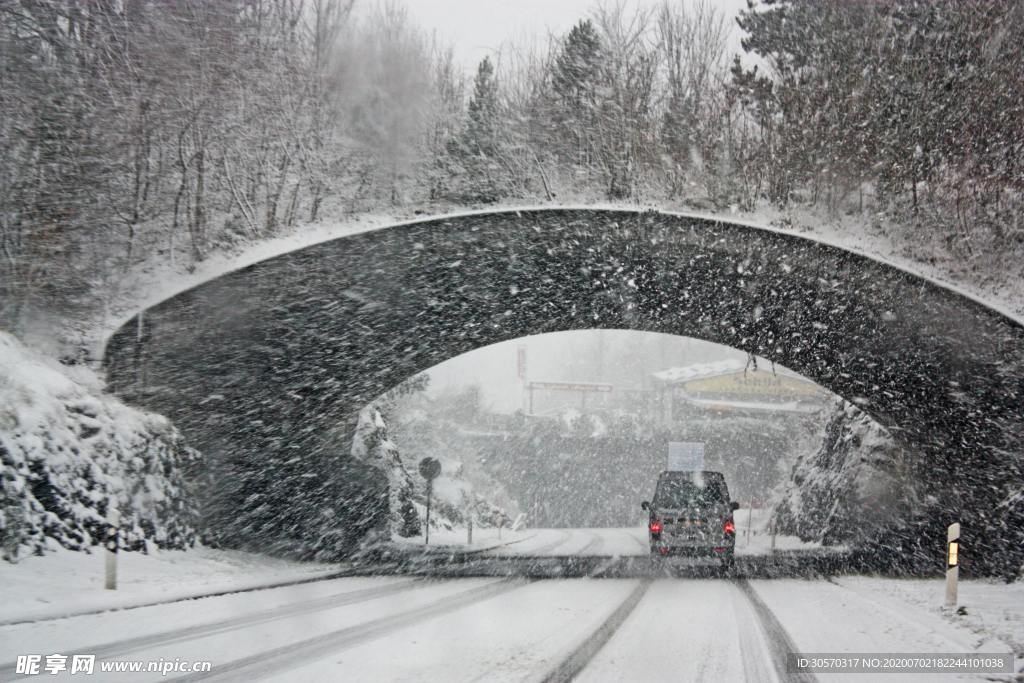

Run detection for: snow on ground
[[391, 526, 536, 553], [1, 561, 1019, 682], [732, 507, 839, 556], [749, 578, 1019, 682], [578, 580, 774, 682], [393, 522, 825, 558], [0, 576, 483, 683], [0, 546, 342, 624], [268, 579, 639, 683], [394, 527, 641, 557], [833, 576, 1024, 658]]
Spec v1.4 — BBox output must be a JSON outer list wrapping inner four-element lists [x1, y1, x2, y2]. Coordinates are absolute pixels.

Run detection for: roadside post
[[464, 491, 474, 545], [746, 498, 754, 546], [104, 498, 119, 590], [418, 458, 441, 546], [945, 522, 960, 608]]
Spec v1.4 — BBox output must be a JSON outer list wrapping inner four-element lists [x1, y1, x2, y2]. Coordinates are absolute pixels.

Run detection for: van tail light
[[723, 520, 736, 535], [649, 520, 663, 534]]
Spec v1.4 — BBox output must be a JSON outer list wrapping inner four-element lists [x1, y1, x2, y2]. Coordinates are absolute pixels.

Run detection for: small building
[[524, 380, 614, 416], [649, 358, 830, 426]]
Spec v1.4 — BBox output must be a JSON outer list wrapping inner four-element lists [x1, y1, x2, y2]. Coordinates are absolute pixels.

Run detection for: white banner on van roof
[[667, 442, 705, 471]]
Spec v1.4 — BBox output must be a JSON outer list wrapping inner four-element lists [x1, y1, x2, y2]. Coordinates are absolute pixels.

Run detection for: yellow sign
[[682, 371, 825, 398], [947, 541, 959, 567]]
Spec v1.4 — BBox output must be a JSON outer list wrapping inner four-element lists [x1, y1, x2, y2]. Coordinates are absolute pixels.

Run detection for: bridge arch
[[104, 209, 1024, 568]]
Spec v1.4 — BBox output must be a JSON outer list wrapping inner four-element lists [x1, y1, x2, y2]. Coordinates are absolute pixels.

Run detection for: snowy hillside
[[0, 332, 197, 562], [772, 398, 912, 549]]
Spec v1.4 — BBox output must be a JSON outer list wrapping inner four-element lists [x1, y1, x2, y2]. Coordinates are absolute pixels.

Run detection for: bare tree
[[656, 0, 730, 198]]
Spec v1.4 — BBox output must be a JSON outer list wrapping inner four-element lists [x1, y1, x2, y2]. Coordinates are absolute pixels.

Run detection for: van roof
[[658, 470, 725, 478]]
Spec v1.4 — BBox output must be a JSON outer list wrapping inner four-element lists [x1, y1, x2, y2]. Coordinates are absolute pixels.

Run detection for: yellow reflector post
[[946, 522, 960, 609]]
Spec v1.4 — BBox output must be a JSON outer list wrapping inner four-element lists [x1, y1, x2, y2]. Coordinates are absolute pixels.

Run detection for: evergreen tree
[[547, 20, 604, 170], [397, 489, 421, 538], [552, 20, 603, 118], [351, 404, 421, 539], [466, 57, 499, 158], [452, 56, 505, 202]]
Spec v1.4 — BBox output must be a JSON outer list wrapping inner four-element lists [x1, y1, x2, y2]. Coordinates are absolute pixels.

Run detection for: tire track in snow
[[539, 580, 651, 683], [520, 530, 574, 556], [488, 529, 573, 557], [0, 579, 425, 680], [576, 531, 604, 556], [170, 578, 530, 682], [458, 531, 539, 554], [577, 533, 615, 577], [730, 582, 782, 682], [735, 579, 818, 683]]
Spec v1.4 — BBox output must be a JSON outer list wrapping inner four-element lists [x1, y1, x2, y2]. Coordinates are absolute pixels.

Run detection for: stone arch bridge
[[104, 209, 1023, 571]]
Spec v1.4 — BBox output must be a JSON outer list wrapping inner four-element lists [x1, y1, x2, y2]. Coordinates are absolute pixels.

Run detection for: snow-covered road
[[480, 527, 647, 557], [399, 518, 830, 559], [2, 569, 1016, 682], [477, 525, 793, 558]]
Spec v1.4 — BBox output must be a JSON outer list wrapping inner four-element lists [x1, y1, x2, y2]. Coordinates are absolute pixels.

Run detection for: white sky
[[400, 0, 750, 73], [424, 330, 749, 413]]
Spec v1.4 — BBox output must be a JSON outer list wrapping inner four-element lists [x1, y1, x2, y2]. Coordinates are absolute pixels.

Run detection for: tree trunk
[[191, 144, 206, 262]]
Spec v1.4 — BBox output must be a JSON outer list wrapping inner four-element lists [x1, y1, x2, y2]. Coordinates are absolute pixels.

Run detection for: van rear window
[[655, 479, 726, 508]]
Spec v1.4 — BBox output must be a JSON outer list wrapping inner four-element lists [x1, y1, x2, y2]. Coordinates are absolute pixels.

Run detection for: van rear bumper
[[650, 541, 735, 557]]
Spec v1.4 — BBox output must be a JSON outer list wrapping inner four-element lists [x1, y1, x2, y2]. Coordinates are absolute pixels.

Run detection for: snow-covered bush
[[350, 405, 421, 538], [773, 398, 914, 547], [419, 458, 511, 531], [0, 332, 198, 561]]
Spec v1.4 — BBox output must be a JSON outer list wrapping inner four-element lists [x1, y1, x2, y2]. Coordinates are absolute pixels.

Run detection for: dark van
[[642, 470, 740, 568]]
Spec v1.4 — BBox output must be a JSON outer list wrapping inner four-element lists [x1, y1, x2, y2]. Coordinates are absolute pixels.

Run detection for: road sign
[[667, 442, 705, 471], [419, 458, 441, 546], [419, 457, 441, 480]]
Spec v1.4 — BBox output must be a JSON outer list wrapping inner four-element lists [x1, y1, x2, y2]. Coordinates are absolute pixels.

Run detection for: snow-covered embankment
[[0, 332, 197, 562]]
